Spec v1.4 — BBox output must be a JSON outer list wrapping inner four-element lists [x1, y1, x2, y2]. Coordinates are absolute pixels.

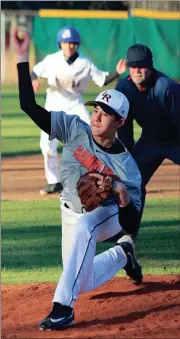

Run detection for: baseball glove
[[77, 172, 114, 212]]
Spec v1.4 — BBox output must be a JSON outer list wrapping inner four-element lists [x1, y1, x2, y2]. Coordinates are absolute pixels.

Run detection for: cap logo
[[62, 29, 71, 38], [102, 92, 111, 103]]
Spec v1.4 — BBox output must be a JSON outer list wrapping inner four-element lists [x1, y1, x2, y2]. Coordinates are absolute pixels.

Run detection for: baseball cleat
[[39, 302, 75, 331], [39, 183, 63, 195], [117, 241, 143, 285]]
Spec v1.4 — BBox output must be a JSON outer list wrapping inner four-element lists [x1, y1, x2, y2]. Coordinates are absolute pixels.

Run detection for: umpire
[[115, 44, 180, 235]]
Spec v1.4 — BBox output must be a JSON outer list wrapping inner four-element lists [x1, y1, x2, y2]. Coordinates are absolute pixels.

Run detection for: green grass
[[2, 198, 180, 284], [2, 84, 141, 157], [2, 92, 51, 156]]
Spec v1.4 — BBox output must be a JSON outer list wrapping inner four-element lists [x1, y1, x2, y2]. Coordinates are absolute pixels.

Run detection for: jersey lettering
[[82, 154, 97, 168], [56, 77, 81, 90], [74, 146, 84, 158], [72, 80, 81, 88], [73, 146, 118, 178], [76, 150, 90, 163], [89, 159, 104, 172]]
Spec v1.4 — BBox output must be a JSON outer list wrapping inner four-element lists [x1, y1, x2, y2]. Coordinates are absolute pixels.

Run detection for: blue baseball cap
[[127, 44, 153, 69], [57, 26, 80, 48]]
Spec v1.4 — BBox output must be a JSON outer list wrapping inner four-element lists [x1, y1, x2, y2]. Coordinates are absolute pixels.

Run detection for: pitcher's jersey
[[50, 111, 141, 213], [33, 50, 108, 111]]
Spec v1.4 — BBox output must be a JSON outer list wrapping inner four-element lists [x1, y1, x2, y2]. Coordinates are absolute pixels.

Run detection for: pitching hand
[[116, 59, 127, 75], [88, 172, 105, 188], [12, 29, 30, 56], [112, 180, 130, 207]]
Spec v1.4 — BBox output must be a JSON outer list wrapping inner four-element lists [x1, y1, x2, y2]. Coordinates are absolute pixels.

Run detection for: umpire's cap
[[127, 44, 153, 69], [85, 89, 129, 120]]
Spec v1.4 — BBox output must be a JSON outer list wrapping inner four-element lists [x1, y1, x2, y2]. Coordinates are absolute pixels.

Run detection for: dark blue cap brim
[[127, 60, 153, 69]]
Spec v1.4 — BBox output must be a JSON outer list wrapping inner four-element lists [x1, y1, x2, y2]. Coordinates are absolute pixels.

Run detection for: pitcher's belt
[[63, 202, 86, 214]]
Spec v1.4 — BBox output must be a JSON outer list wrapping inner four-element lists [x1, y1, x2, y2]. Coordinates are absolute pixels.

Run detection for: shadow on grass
[[105, 217, 179, 243], [2, 220, 180, 270], [2, 145, 63, 158], [142, 203, 180, 210], [2, 92, 97, 99], [2, 225, 63, 269], [141, 219, 180, 228], [2, 150, 42, 158], [2, 112, 28, 118], [2, 93, 46, 99], [2, 136, 39, 140]]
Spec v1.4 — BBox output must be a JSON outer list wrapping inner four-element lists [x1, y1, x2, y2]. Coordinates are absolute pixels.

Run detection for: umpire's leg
[[107, 141, 165, 242], [133, 141, 180, 219]]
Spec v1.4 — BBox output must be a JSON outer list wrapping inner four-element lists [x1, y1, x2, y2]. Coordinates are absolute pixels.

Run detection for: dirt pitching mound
[[2, 275, 180, 338]]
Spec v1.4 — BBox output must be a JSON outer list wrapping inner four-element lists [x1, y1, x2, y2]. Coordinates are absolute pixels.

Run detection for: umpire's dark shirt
[[115, 70, 180, 150]]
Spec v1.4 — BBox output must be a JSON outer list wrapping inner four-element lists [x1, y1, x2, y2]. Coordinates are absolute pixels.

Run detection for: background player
[[31, 25, 125, 195], [14, 30, 142, 330], [115, 44, 180, 238]]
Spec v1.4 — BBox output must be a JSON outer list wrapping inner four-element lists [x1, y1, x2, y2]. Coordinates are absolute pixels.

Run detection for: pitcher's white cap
[[85, 89, 129, 120]]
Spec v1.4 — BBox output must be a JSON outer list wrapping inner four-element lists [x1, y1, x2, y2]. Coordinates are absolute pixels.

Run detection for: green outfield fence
[[32, 9, 180, 79]]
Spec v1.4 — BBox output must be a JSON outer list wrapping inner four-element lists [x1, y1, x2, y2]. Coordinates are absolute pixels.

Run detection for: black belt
[[64, 202, 85, 214], [64, 203, 70, 209]]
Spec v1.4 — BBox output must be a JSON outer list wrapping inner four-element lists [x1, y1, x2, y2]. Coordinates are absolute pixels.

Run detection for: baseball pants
[[53, 201, 128, 307]]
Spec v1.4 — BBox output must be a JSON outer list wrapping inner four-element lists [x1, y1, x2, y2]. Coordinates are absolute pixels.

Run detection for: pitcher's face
[[91, 105, 124, 138]]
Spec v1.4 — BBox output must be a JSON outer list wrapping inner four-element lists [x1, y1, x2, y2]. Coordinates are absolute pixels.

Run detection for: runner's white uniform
[[32, 50, 108, 184]]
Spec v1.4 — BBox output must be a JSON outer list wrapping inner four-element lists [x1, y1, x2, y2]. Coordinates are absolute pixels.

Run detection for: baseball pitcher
[[14, 31, 143, 331]]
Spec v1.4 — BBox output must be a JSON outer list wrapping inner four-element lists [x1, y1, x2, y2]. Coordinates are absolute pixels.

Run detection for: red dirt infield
[[2, 155, 180, 338], [2, 276, 180, 338]]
